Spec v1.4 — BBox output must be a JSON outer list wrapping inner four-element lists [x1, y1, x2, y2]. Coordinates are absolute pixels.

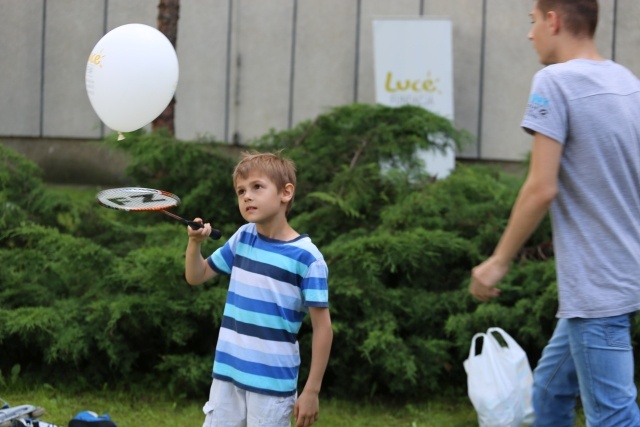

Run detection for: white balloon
[[85, 23, 179, 134]]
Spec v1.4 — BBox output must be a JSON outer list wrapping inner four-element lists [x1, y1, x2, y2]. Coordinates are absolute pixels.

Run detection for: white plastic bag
[[463, 328, 534, 427], [487, 327, 534, 425]]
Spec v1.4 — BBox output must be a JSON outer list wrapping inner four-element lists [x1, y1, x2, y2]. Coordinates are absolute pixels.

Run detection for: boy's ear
[[281, 183, 295, 203]]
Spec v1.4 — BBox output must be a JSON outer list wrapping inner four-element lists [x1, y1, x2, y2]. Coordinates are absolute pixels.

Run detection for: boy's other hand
[[294, 390, 319, 427]]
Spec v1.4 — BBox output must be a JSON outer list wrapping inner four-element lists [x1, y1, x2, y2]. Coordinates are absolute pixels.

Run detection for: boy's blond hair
[[233, 151, 297, 214]]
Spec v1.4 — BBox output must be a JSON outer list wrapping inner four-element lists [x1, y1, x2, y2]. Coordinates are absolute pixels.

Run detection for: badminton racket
[[96, 187, 222, 240]]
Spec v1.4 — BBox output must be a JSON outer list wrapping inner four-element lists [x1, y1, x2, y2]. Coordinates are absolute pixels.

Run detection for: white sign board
[[373, 18, 454, 178]]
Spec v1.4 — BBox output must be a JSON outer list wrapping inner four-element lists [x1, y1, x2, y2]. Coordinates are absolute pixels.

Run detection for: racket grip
[[209, 228, 222, 240], [187, 220, 222, 240]]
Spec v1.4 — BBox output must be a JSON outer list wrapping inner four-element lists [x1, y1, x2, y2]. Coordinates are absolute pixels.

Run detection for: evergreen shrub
[[0, 104, 589, 400]]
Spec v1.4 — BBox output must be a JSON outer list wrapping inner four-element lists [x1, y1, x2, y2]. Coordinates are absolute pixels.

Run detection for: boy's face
[[235, 170, 290, 225]]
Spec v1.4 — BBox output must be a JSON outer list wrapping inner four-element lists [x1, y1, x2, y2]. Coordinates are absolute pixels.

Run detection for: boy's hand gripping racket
[[96, 187, 222, 240]]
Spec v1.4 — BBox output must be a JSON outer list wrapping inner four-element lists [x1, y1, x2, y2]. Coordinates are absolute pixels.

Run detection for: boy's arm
[[294, 306, 333, 427], [469, 132, 562, 301], [185, 219, 218, 285]]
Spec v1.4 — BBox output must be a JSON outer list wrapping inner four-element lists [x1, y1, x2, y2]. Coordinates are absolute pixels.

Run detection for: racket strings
[[96, 187, 180, 212]]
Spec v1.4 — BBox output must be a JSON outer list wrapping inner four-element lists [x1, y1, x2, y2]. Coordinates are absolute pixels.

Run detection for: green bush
[[0, 144, 72, 232], [0, 104, 566, 400], [253, 103, 472, 247]]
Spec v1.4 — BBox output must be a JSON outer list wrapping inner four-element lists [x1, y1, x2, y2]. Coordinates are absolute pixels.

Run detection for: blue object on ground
[[68, 411, 117, 427]]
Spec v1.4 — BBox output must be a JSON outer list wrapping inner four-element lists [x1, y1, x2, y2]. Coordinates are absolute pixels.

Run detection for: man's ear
[[547, 10, 561, 34], [281, 183, 295, 204]]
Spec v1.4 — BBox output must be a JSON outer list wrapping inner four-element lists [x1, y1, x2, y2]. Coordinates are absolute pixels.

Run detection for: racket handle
[[161, 210, 222, 240], [187, 220, 222, 240]]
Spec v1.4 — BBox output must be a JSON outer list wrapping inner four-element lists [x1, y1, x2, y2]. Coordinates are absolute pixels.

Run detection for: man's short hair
[[537, 0, 598, 38], [233, 151, 297, 214]]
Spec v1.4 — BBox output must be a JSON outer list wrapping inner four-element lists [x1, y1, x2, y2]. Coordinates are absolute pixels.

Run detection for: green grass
[[0, 386, 590, 427], [0, 387, 482, 427], [317, 398, 480, 426], [1, 388, 202, 427]]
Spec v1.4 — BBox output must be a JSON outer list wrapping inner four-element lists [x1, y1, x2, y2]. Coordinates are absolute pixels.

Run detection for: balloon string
[[117, 132, 125, 141]]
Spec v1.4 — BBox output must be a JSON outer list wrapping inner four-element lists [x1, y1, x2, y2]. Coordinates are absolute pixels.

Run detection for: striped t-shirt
[[206, 222, 329, 396]]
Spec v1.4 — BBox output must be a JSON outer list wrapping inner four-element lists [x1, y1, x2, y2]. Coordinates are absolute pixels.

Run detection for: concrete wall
[[1, 0, 638, 183]]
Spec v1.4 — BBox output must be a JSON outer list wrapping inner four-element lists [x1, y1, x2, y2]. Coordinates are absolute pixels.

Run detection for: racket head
[[96, 187, 181, 212]]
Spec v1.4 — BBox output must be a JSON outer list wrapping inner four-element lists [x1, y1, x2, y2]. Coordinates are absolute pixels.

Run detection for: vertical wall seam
[[39, 0, 47, 137], [611, 0, 618, 61], [288, 0, 298, 129], [420, 0, 425, 16], [223, 0, 233, 142], [101, 0, 108, 138], [475, 0, 487, 159], [353, 0, 362, 103]]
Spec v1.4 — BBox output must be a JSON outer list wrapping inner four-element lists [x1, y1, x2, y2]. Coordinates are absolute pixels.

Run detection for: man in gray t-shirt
[[469, 1, 640, 425]]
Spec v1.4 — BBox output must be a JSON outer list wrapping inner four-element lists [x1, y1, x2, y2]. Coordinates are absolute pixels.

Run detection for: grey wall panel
[[175, 0, 229, 142], [422, 0, 483, 158], [227, 0, 294, 144], [614, 0, 640, 75], [358, 0, 421, 106], [41, 0, 105, 138], [2, 0, 639, 163], [41, 0, 158, 138], [594, 1, 615, 58], [290, 0, 359, 128], [0, 1, 44, 136], [107, 0, 157, 28], [480, 0, 540, 161]]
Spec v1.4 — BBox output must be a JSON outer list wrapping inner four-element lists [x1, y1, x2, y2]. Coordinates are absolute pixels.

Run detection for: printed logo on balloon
[[85, 23, 179, 140]]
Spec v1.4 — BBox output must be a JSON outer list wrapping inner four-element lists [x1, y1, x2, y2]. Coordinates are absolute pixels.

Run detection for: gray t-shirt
[[521, 59, 640, 318]]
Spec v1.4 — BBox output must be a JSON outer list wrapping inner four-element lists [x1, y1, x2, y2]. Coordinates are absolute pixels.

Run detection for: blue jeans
[[532, 314, 640, 426]]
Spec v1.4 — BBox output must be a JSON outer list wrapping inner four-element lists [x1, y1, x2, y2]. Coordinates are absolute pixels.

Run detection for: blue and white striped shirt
[[206, 223, 329, 396]]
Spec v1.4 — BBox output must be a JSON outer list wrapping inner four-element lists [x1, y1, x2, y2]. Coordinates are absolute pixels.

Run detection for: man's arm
[[185, 218, 217, 285], [294, 306, 333, 427], [469, 132, 563, 301]]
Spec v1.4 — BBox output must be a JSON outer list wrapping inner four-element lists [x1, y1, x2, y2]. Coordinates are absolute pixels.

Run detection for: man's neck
[[556, 37, 603, 63]]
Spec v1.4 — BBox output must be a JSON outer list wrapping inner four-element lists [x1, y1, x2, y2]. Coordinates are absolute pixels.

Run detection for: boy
[[469, 0, 640, 425], [185, 151, 333, 427]]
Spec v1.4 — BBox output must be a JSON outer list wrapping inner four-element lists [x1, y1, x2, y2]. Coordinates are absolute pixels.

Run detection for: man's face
[[528, 2, 555, 65]]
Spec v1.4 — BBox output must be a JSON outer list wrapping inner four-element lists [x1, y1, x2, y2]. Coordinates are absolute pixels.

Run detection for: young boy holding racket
[[185, 151, 333, 427]]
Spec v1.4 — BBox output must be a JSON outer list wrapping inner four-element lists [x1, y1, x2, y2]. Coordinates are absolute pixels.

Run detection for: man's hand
[[469, 256, 510, 301], [294, 390, 319, 427]]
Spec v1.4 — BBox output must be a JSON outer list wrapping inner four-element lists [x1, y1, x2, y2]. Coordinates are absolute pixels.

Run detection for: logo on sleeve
[[526, 93, 550, 119]]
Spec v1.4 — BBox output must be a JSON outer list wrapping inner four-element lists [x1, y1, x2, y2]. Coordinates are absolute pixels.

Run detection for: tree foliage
[[0, 103, 598, 400]]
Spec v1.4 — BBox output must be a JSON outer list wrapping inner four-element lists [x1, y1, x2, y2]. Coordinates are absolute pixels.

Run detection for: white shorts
[[202, 379, 296, 427]]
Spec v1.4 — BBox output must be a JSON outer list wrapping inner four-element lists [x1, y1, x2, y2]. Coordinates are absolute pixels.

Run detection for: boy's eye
[[237, 189, 245, 196]]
